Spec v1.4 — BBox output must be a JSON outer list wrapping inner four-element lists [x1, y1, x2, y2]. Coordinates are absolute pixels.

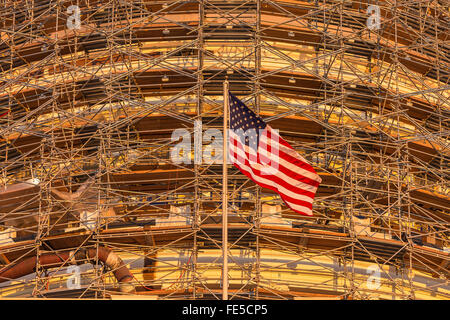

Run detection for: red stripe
[[229, 140, 317, 204], [264, 127, 318, 175], [232, 160, 314, 210], [231, 160, 314, 216], [232, 127, 320, 185], [257, 140, 320, 187], [0, 111, 9, 118], [230, 135, 318, 197]]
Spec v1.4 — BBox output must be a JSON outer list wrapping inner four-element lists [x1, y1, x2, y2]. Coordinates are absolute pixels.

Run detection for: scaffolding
[[0, 0, 449, 299]]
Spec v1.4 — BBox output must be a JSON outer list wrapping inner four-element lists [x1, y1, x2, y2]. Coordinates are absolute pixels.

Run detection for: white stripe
[[260, 127, 322, 183], [229, 130, 321, 184], [229, 152, 314, 215], [234, 161, 314, 216], [229, 133, 319, 193], [282, 200, 314, 216], [230, 143, 318, 195]]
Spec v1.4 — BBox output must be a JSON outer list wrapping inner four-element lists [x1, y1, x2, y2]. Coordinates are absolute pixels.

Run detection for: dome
[[0, 0, 448, 300]]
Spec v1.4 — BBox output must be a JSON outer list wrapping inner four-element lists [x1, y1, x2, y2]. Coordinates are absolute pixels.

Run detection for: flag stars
[[229, 93, 266, 134]]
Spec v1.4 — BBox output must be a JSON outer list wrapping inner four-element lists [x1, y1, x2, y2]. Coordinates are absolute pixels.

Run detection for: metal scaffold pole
[[222, 78, 229, 300]]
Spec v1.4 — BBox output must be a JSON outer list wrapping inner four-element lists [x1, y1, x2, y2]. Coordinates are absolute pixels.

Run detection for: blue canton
[[229, 93, 267, 148]]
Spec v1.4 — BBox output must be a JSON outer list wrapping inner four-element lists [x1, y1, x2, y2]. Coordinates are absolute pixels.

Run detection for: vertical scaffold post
[[222, 78, 229, 300]]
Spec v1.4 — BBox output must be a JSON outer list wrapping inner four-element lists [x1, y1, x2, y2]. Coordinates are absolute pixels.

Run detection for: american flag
[[228, 93, 322, 216]]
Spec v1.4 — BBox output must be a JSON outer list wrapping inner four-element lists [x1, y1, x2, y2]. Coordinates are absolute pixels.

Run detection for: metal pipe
[[222, 78, 229, 300], [0, 247, 135, 293]]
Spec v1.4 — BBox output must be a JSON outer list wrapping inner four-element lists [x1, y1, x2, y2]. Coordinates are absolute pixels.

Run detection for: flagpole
[[222, 77, 229, 300]]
